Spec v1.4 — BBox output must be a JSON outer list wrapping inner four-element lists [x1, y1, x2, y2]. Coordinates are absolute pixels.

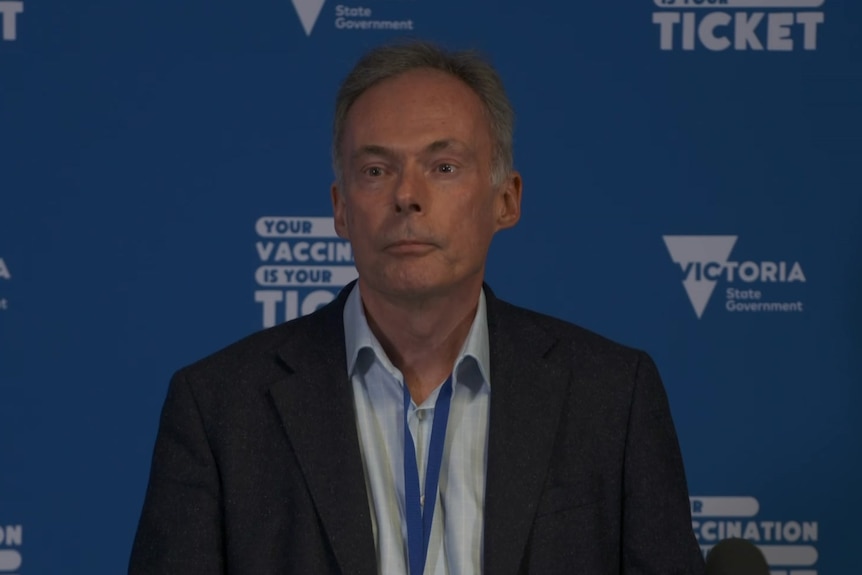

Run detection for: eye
[[365, 166, 384, 177], [437, 163, 455, 174]]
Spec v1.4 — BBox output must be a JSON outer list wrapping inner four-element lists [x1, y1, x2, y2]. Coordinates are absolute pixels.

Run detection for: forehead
[[341, 68, 491, 153]]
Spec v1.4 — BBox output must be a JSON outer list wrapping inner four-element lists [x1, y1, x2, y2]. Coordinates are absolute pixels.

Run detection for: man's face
[[331, 68, 521, 301]]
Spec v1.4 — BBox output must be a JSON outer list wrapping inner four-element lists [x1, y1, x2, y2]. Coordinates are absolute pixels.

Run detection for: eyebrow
[[351, 139, 471, 163], [425, 139, 463, 154], [351, 144, 398, 162]]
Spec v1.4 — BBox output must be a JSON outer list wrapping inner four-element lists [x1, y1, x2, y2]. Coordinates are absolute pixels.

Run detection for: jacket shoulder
[[493, 298, 644, 362], [175, 298, 342, 385]]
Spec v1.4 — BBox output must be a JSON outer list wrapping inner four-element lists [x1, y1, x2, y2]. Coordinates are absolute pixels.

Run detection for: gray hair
[[332, 40, 515, 187]]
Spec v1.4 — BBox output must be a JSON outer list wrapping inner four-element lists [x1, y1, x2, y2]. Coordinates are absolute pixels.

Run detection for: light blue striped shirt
[[343, 284, 491, 575]]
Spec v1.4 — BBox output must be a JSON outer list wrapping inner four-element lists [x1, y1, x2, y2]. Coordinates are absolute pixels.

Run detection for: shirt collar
[[343, 283, 490, 388]]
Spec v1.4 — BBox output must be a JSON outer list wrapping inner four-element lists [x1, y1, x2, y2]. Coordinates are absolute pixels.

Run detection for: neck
[[358, 279, 482, 405]]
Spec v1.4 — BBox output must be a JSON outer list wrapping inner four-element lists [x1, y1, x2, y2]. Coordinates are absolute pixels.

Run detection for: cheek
[[345, 203, 368, 229], [464, 198, 499, 233], [345, 207, 381, 248]]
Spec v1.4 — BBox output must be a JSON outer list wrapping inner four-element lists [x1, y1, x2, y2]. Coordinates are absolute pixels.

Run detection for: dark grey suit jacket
[[130, 284, 705, 574]]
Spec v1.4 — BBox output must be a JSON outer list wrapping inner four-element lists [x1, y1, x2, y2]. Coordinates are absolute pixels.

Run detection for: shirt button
[[416, 410, 425, 421]]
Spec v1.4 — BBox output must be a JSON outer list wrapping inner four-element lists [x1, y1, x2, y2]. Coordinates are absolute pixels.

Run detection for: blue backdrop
[[1, 0, 860, 572]]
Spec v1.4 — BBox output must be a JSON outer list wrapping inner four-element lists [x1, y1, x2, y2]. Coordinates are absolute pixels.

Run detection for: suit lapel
[[483, 290, 571, 575], [268, 288, 378, 575]]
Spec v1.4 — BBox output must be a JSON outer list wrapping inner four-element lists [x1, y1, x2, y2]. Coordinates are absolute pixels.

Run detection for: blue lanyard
[[403, 375, 453, 575]]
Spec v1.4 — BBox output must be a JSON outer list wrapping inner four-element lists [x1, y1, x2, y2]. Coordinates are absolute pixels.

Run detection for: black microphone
[[705, 538, 770, 575]]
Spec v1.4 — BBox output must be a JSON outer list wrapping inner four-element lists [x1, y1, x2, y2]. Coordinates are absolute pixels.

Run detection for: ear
[[495, 171, 522, 231], [331, 182, 349, 240]]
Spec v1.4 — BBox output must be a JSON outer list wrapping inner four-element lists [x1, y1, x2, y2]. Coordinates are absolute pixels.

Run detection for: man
[[130, 41, 704, 574]]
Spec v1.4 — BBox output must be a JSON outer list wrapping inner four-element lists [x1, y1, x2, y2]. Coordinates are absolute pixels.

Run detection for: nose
[[394, 166, 426, 215]]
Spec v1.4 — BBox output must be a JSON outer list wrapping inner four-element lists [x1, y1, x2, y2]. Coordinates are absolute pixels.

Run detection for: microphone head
[[705, 538, 770, 575]]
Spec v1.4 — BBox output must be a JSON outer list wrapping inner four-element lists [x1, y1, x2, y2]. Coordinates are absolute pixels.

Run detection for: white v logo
[[292, 0, 326, 35], [663, 235, 737, 319]]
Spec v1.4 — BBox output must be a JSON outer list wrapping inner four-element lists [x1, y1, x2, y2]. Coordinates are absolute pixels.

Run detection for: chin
[[359, 262, 480, 300]]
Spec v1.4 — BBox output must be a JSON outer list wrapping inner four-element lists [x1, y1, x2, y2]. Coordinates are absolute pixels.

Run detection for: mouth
[[385, 240, 436, 255]]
